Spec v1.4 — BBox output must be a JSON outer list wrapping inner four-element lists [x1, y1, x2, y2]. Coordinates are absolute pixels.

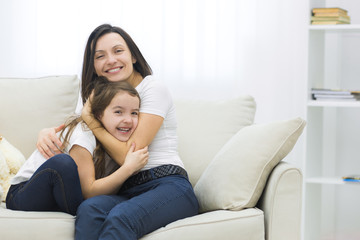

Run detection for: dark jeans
[[6, 154, 83, 216], [75, 175, 199, 240]]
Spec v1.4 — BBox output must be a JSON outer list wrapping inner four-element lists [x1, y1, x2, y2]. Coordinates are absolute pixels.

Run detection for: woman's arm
[[82, 99, 163, 166], [69, 143, 148, 199]]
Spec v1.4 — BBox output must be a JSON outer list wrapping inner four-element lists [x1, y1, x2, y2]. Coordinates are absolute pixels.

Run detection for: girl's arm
[[82, 99, 163, 166], [69, 143, 148, 199]]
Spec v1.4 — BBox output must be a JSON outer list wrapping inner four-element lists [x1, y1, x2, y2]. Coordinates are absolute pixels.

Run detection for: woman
[[37, 24, 199, 240]]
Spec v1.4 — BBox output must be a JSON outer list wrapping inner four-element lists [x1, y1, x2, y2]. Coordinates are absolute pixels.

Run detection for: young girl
[[6, 77, 148, 215]]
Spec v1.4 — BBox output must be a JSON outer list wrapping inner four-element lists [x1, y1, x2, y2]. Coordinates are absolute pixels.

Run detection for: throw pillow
[[175, 96, 256, 186], [194, 117, 306, 213], [0, 136, 26, 201]]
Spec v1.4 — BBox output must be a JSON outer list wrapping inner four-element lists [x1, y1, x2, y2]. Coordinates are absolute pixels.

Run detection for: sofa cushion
[[0, 202, 264, 240], [141, 208, 264, 240], [194, 117, 306, 212], [175, 96, 256, 185], [0, 202, 75, 240], [0, 75, 80, 158]]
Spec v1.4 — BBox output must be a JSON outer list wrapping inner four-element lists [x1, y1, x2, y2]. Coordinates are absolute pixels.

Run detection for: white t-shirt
[[136, 76, 184, 170], [74, 75, 185, 170], [11, 123, 96, 185]]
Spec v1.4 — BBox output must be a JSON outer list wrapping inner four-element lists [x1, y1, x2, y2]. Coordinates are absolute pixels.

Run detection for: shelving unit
[[306, 177, 349, 185], [308, 100, 360, 107], [304, 1, 360, 239]]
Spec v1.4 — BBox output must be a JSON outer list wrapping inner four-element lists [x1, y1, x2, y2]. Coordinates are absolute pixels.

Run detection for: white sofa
[[0, 75, 305, 240]]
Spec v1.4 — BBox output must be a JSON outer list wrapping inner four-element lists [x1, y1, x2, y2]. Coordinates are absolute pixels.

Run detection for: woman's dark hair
[[61, 76, 140, 179], [81, 24, 152, 104]]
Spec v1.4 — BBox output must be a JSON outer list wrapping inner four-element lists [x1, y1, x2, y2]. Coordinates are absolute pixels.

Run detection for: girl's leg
[[6, 154, 83, 215], [75, 194, 129, 240], [99, 175, 199, 240]]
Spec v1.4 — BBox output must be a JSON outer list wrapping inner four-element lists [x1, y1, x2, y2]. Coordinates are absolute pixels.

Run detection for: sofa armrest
[[257, 161, 302, 240]]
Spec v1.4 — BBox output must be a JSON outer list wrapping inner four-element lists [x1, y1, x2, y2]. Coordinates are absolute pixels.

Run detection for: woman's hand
[[36, 124, 64, 159], [122, 143, 149, 174]]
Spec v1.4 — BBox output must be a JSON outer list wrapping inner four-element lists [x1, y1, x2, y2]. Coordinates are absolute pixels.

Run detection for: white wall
[[0, 0, 309, 167]]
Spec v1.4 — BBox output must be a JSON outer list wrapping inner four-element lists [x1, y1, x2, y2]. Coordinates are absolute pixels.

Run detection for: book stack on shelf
[[342, 175, 360, 183], [311, 7, 350, 25], [311, 88, 360, 101]]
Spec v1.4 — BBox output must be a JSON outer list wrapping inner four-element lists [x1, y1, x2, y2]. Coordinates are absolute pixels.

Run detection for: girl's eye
[[115, 110, 122, 114], [132, 111, 139, 116]]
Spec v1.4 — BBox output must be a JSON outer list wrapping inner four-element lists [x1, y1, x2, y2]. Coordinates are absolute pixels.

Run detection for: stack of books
[[343, 175, 360, 183], [311, 7, 351, 25], [311, 88, 360, 101]]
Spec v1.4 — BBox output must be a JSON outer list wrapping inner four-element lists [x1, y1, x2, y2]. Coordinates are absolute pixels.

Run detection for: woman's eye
[[95, 55, 104, 59], [115, 49, 123, 54]]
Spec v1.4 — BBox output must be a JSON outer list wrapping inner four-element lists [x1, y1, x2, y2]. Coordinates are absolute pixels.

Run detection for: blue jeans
[[6, 154, 83, 215], [75, 174, 199, 240]]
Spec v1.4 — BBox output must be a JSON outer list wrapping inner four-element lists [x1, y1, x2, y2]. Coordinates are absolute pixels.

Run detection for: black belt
[[121, 164, 188, 191]]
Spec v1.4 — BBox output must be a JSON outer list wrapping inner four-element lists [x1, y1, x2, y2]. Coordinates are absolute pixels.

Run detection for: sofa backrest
[[0, 76, 80, 158], [175, 97, 256, 185], [0, 75, 257, 187]]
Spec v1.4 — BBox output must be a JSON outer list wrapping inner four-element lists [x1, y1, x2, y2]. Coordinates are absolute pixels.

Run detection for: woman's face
[[94, 32, 136, 82]]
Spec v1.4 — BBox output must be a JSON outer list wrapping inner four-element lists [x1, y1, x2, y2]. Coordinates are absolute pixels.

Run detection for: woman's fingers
[[36, 126, 64, 159]]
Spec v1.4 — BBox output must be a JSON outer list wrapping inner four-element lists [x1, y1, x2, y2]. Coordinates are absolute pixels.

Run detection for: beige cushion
[[194, 117, 306, 212], [0, 137, 26, 201], [141, 208, 264, 240], [0, 75, 80, 158], [175, 96, 256, 185], [0, 202, 264, 240], [0, 203, 75, 240]]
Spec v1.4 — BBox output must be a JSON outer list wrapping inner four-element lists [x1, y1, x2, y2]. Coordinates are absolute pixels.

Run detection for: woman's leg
[[75, 194, 129, 240], [6, 154, 83, 215], [99, 175, 199, 240]]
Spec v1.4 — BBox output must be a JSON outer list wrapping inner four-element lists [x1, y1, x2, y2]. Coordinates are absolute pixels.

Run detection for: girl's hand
[[36, 124, 64, 159], [123, 143, 149, 174], [81, 93, 92, 120], [82, 91, 102, 130]]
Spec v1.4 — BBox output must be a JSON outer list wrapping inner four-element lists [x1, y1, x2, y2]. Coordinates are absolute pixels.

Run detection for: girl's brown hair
[[81, 24, 152, 105], [60, 76, 140, 179]]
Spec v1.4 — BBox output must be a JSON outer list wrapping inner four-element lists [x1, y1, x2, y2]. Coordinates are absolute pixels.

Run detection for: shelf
[[309, 24, 360, 31], [308, 100, 360, 107], [306, 2, 360, 239], [306, 177, 360, 185]]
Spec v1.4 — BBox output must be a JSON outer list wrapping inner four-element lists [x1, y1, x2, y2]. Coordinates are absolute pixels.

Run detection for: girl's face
[[100, 92, 140, 142], [94, 32, 136, 82]]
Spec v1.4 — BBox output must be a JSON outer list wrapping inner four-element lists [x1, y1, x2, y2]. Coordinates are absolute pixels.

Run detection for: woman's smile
[[107, 67, 122, 73]]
